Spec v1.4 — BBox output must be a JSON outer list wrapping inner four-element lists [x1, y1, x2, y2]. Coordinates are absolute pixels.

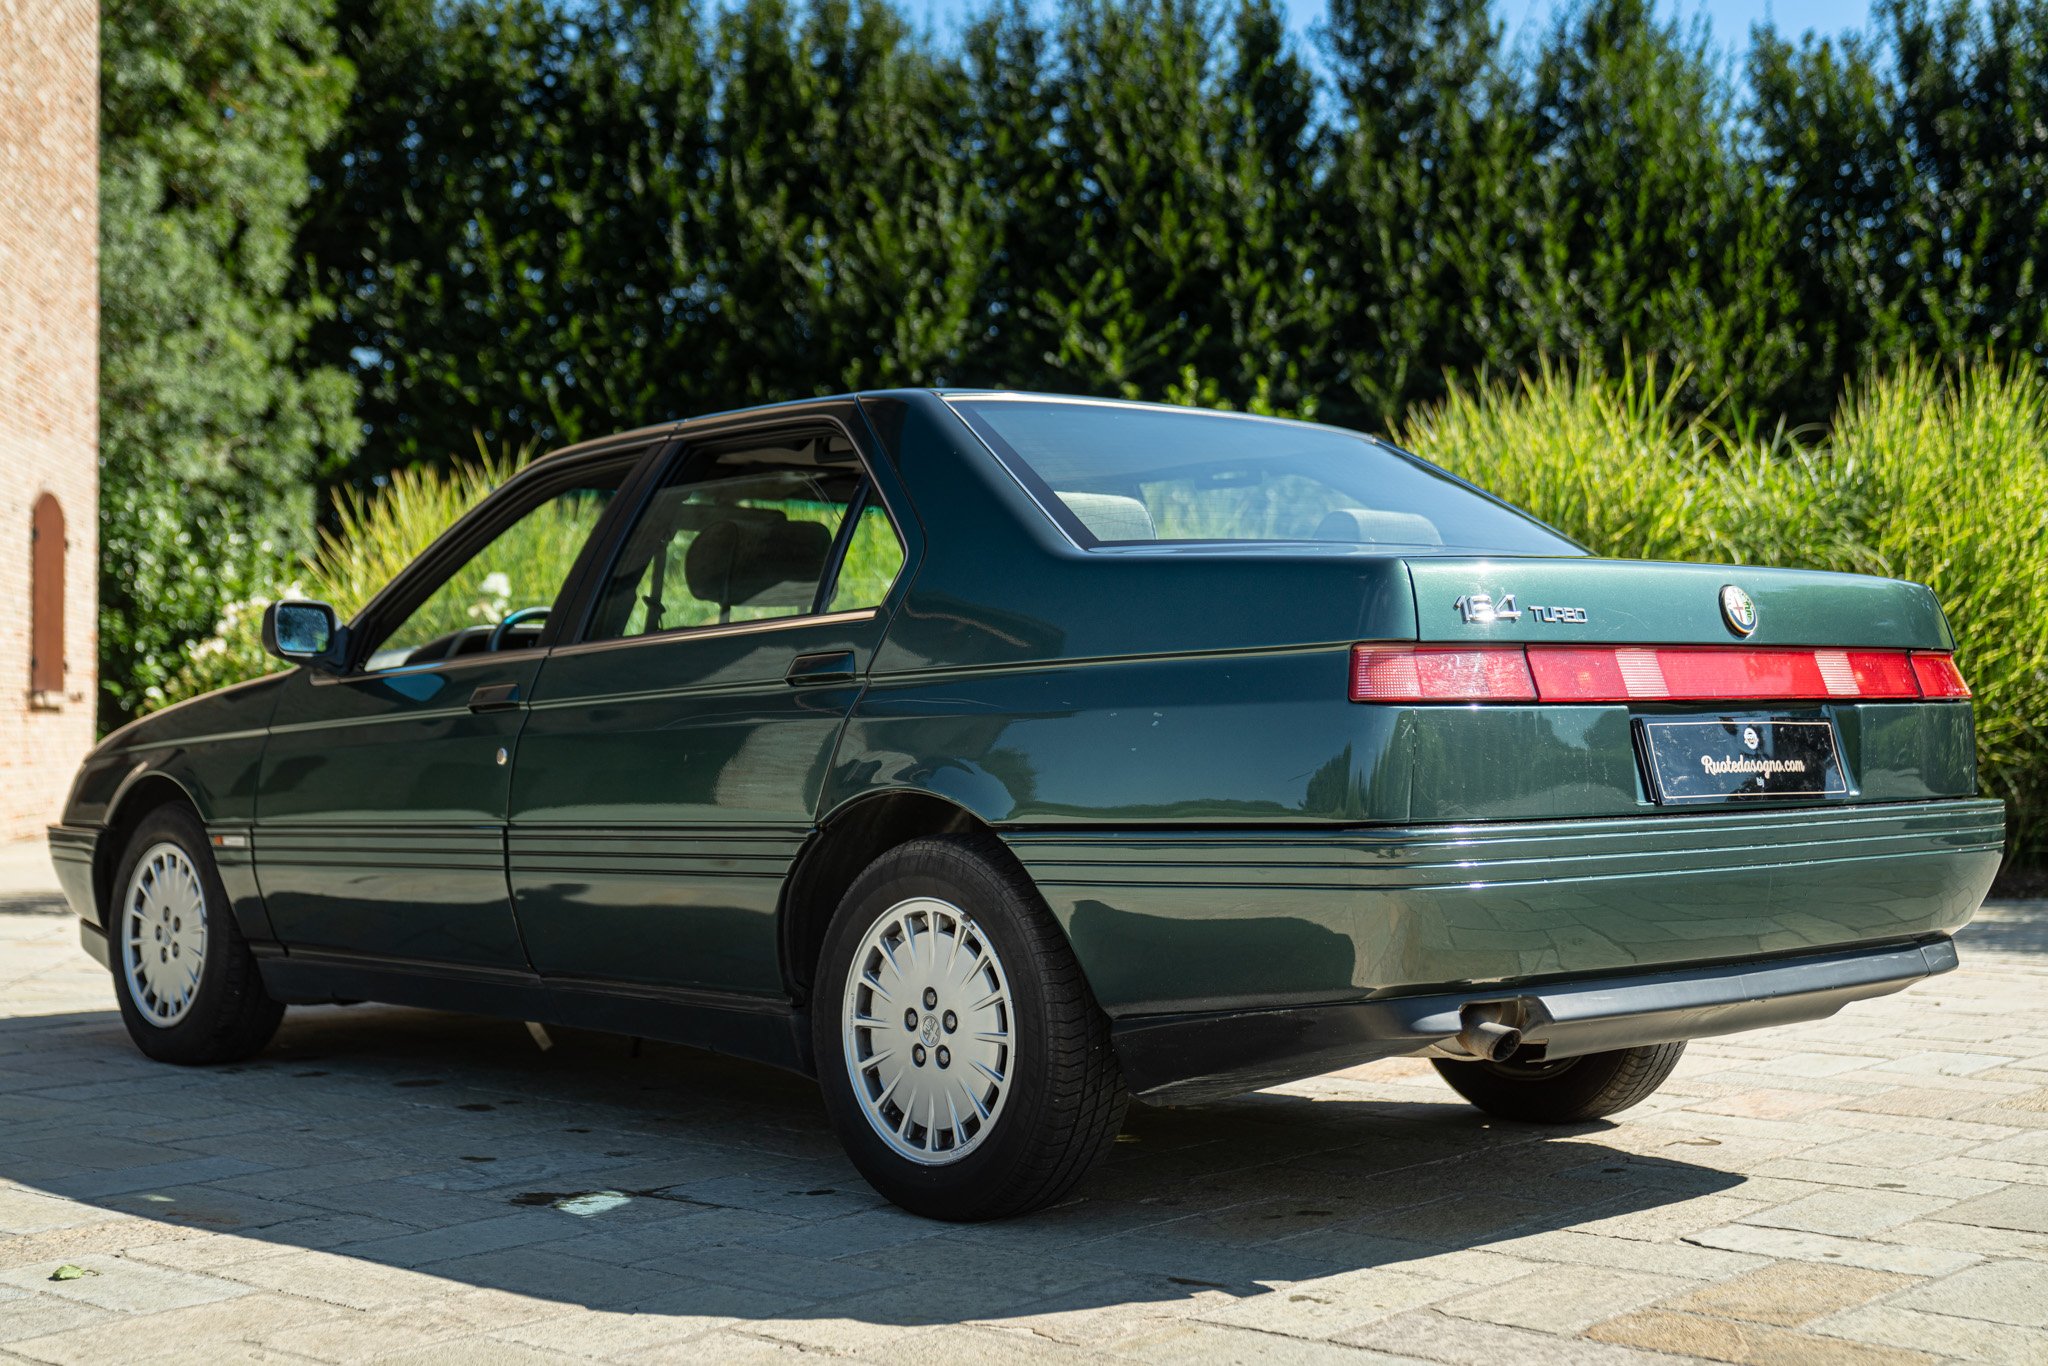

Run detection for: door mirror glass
[[263, 600, 342, 667]]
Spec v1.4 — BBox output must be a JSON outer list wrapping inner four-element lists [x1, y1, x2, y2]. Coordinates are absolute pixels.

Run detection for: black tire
[[106, 805, 284, 1065], [1432, 1042, 1686, 1123], [811, 834, 1128, 1221]]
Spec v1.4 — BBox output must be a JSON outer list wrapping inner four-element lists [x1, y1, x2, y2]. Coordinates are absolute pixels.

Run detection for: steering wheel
[[487, 605, 550, 653]]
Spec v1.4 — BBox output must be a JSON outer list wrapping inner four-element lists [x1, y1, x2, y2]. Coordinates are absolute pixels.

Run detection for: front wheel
[[812, 835, 1127, 1221], [107, 804, 284, 1065], [1432, 1042, 1686, 1123]]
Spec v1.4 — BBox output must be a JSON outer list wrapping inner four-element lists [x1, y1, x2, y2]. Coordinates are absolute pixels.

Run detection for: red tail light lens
[[1910, 651, 1972, 698], [1351, 644, 1971, 704], [1350, 645, 1537, 702]]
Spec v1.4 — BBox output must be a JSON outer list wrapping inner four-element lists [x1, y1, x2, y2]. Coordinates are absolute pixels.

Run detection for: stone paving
[[1, 837, 2046, 1364]]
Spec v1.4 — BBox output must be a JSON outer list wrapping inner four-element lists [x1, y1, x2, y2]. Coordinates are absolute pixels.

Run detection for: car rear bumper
[[1115, 935, 1960, 1102], [1010, 797, 2004, 1022]]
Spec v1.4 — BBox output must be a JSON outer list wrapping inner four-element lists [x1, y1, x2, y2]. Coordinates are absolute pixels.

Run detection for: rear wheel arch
[[95, 774, 203, 921], [781, 790, 999, 1007]]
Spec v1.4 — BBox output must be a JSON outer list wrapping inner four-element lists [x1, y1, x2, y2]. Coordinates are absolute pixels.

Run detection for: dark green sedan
[[52, 392, 2002, 1219]]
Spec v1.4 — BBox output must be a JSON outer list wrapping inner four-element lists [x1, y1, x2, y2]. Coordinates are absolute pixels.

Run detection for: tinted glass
[[586, 430, 899, 640], [365, 471, 625, 672], [952, 398, 1581, 555], [827, 500, 907, 612]]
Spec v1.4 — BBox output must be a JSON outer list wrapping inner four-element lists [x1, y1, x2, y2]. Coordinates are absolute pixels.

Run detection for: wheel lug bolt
[[942, 1010, 957, 1033], [936, 1046, 950, 1068], [912, 1044, 927, 1067], [922, 987, 938, 1009], [903, 1008, 918, 1030]]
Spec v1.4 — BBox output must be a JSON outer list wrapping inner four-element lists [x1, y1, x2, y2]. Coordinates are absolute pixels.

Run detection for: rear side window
[[950, 397, 1581, 555], [584, 428, 904, 641]]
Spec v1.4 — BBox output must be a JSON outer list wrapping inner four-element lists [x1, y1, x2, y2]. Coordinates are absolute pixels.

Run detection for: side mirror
[[261, 600, 348, 673]]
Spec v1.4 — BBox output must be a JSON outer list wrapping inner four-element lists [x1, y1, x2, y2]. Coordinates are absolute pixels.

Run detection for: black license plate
[[1636, 716, 1848, 803]]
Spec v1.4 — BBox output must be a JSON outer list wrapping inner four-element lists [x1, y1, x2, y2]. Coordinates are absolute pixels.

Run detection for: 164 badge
[[1453, 592, 1588, 625]]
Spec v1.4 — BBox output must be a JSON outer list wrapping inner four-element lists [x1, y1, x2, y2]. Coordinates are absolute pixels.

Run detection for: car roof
[[527, 390, 1345, 469]]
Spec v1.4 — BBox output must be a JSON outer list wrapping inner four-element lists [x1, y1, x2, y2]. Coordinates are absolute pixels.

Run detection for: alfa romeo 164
[[52, 393, 2002, 1219]]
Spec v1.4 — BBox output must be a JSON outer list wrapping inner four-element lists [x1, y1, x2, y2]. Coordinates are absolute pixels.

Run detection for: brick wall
[[0, 0, 99, 840]]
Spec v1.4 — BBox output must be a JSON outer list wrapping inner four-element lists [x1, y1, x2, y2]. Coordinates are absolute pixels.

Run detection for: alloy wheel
[[840, 896, 1015, 1164], [121, 841, 209, 1027]]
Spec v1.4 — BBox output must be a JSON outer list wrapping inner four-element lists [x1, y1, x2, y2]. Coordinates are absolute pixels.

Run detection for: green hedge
[[1401, 358, 2048, 867]]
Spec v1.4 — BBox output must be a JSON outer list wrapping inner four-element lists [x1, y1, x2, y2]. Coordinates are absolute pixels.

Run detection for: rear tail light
[[1350, 644, 1971, 704], [1909, 651, 1972, 698], [1350, 645, 1537, 702]]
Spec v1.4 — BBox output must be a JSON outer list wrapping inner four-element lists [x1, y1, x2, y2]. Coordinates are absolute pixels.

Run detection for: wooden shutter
[[30, 493, 64, 695]]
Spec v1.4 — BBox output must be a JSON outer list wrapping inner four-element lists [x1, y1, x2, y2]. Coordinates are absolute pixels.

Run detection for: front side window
[[585, 429, 903, 642], [951, 397, 1582, 555], [363, 463, 629, 672]]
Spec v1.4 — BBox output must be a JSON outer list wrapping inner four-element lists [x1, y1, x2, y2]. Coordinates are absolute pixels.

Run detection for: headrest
[[1055, 491, 1156, 542], [685, 515, 832, 609], [1314, 507, 1444, 546]]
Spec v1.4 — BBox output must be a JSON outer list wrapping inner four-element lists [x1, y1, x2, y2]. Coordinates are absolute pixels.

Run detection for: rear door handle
[[467, 682, 523, 712], [785, 651, 857, 687]]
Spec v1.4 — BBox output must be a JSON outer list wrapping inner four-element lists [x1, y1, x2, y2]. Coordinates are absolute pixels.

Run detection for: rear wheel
[[1432, 1042, 1686, 1123], [812, 835, 1127, 1221], [108, 805, 283, 1064]]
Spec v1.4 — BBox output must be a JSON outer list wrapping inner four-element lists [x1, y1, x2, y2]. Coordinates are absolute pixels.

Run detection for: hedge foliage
[[99, 0, 360, 723]]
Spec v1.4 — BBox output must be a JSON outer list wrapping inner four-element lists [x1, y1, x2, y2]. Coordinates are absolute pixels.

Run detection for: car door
[[507, 410, 912, 997], [253, 444, 654, 969]]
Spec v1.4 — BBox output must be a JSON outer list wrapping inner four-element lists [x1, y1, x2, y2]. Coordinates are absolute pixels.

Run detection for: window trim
[[564, 413, 911, 651], [545, 607, 881, 663]]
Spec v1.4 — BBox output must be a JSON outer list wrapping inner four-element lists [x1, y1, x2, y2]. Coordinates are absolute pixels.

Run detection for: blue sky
[[895, 0, 1883, 56]]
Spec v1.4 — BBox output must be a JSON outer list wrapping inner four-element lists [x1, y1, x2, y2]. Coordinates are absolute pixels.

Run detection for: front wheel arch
[[94, 772, 203, 924]]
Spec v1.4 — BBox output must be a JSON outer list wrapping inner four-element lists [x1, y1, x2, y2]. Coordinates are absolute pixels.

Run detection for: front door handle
[[467, 682, 523, 712], [785, 651, 857, 687]]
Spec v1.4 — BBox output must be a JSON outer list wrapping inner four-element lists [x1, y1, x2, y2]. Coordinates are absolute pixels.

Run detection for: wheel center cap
[[919, 1014, 941, 1047]]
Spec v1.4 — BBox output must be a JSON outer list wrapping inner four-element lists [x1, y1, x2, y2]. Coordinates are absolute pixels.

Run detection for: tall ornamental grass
[[1401, 358, 2048, 866]]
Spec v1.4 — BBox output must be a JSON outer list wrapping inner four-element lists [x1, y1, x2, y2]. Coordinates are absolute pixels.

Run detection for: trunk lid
[[1373, 556, 1979, 820], [1403, 557, 1953, 650]]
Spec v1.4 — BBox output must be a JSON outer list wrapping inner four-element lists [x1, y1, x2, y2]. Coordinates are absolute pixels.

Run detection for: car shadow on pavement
[[0, 1002, 1742, 1333]]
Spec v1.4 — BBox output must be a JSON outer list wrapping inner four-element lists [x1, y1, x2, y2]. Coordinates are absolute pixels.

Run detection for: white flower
[[479, 571, 512, 598]]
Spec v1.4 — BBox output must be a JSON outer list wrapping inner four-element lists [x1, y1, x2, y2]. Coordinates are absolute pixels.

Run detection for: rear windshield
[[950, 397, 1582, 555]]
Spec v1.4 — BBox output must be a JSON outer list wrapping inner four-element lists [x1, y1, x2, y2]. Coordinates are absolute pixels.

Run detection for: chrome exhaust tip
[[1457, 1018, 1523, 1062]]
